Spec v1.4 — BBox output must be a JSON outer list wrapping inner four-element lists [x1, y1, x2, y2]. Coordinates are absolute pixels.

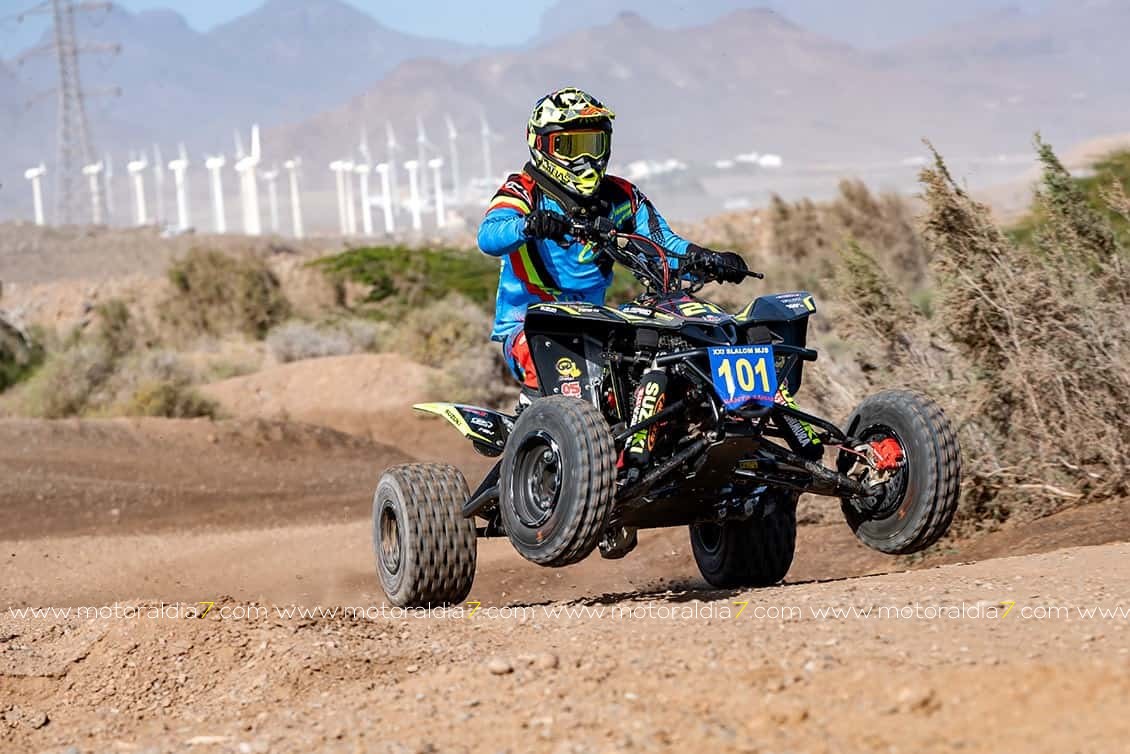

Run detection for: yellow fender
[[413, 402, 495, 446]]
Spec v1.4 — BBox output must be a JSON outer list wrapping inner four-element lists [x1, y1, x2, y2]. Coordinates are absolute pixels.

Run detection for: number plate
[[708, 345, 778, 408]]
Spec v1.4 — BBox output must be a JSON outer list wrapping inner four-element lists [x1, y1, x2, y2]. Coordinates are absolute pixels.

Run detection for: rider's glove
[[524, 210, 571, 242], [702, 250, 749, 284]]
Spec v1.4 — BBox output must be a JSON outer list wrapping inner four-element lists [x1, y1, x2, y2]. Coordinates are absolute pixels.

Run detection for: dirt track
[[4, 416, 1130, 753]]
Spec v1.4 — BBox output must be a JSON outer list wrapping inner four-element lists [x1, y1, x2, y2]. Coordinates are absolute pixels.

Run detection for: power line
[[15, 0, 117, 225]]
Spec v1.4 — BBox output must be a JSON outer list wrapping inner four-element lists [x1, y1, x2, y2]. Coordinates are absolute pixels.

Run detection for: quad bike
[[372, 217, 961, 607]]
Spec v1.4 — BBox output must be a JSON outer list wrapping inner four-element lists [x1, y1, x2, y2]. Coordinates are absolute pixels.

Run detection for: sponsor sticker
[[561, 381, 582, 398], [556, 357, 582, 379]]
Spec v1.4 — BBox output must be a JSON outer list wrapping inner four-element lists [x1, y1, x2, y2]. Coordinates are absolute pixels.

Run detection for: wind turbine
[[480, 112, 495, 183], [205, 154, 227, 233], [416, 115, 432, 202], [356, 130, 374, 236], [355, 163, 373, 236], [329, 160, 349, 235], [82, 161, 104, 225], [152, 145, 166, 226], [234, 124, 262, 236], [403, 160, 423, 232], [341, 159, 357, 235], [375, 163, 395, 235], [262, 166, 281, 234], [24, 164, 46, 226], [428, 158, 446, 229], [385, 121, 401, 216], [127, 153, 149, 226], [167, 144, 191, 232], [445, 114, 461, 205], [283, 158, 304, 239], [103, 153, 116, 224]]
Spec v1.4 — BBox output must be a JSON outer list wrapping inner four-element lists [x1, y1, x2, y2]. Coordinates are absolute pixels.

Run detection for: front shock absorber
[[624, 366, 668, 467]]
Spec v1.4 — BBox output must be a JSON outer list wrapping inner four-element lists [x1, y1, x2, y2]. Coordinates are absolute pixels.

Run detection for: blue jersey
[[477, 170, 694, 342]]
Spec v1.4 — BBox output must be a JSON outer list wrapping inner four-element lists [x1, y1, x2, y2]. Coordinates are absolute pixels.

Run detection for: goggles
[[546, 130, 610, 162]]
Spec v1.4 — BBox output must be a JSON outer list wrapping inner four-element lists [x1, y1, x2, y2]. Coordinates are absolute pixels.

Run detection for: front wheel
[[690, 492, 797, 588], [500, 396, 616, 567], [372, 464, 477, 607], [839, 390, 962, 555]]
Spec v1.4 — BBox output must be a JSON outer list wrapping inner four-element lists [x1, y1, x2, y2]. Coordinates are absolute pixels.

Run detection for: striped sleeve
[[478, 174, 535, 257]]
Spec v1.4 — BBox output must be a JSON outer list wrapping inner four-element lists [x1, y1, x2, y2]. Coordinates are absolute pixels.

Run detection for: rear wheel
[[690, 491, 797, 588], [839, 390, 961, 555], [372, 464, 477, 607], [500, 396, 616, 567]]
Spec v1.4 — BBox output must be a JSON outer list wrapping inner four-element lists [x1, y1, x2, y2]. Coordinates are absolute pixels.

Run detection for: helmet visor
[[548, 130, 610, 162]]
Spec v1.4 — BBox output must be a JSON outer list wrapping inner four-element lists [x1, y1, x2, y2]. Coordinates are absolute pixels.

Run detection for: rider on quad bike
[[478, 87, 749, 398], [371, 88, 961, 609]]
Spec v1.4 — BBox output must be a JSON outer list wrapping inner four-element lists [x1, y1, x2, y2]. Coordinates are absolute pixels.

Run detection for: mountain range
[[1, 0, 1127, 225], [273, 1, 1129, 176], [3, 0, 479, 169]]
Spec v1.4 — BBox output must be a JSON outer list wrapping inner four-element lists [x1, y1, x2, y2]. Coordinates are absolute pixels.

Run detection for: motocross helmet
[[527, 87, 615, 198]]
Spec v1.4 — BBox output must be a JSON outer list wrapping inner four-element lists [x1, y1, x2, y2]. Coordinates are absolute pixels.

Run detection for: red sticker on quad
[[561, 381, 582, 398]]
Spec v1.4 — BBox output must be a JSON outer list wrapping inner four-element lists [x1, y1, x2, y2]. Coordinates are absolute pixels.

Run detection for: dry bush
[[266, 319, 386, 364], [18, 340, 117, 418], [369, 292, 517, 408], [102, 350, 216, 419], [385, 293, 491, 368], [837, 141, 1130, 533], [123, 381, 218, 418], [704, 181, 933, 323], [15, 300, 217, 420], [429, 343, 519, 409], [161, 248, 290, 341]]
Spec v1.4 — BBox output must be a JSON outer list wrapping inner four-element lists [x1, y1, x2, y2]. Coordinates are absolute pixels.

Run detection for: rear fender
[[413, 403, 513, 456]]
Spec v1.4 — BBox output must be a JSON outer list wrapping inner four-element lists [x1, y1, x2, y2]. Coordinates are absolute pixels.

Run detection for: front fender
[[413, 403, 514, 456]]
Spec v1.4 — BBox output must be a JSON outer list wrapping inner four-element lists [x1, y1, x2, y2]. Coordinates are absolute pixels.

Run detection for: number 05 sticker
[[708, 345, 777, 408]]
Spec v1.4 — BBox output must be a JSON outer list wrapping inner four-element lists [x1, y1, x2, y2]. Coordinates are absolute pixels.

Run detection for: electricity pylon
[[15, 0, 116, 224]]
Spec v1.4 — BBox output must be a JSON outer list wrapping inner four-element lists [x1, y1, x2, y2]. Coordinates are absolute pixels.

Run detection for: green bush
[[315, 244, 644, 318], [313, 245, 500, 315], [162, 248, 290, 340], [0, 318, 44, 392]]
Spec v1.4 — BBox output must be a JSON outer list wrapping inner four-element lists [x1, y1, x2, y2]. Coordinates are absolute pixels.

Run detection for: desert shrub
[[20, 340, 117, 418], [428, 343, 518, 409], [315, 244, 646, 317], [313, 245, 500, 315], [162, 248, 290, 340], [838, 141, 1130, 534], [266, 319, 386, 363], [105, 350, 218, 419], [385, 293, 492, 369], [267, 321, 354, 363], [0, 316, 44, 392], [122, 380, 218, 419], [708, 182, 933, 303], [94, 298, 139, 358]]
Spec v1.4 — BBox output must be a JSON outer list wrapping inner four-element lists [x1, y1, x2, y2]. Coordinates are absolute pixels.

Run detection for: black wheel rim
[[512, 431, 563, 528], [378, 501, 402, 575], [857, 424, 910, 519]]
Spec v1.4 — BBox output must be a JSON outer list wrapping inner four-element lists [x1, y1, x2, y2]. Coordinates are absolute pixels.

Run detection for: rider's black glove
[[524, 210, 570, 242], [701, 249, 749, 284]]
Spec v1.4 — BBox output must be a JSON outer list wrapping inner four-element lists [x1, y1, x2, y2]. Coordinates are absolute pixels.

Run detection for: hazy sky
[[0, 0, 1057, 56], [0, 0, 557, 55]]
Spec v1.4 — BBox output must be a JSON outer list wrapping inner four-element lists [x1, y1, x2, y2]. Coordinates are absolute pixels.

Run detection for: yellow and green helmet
[[527, 87, 616, 198]]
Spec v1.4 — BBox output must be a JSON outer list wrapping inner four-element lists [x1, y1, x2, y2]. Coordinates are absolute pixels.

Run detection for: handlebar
[[568, 216, 764, 293]]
